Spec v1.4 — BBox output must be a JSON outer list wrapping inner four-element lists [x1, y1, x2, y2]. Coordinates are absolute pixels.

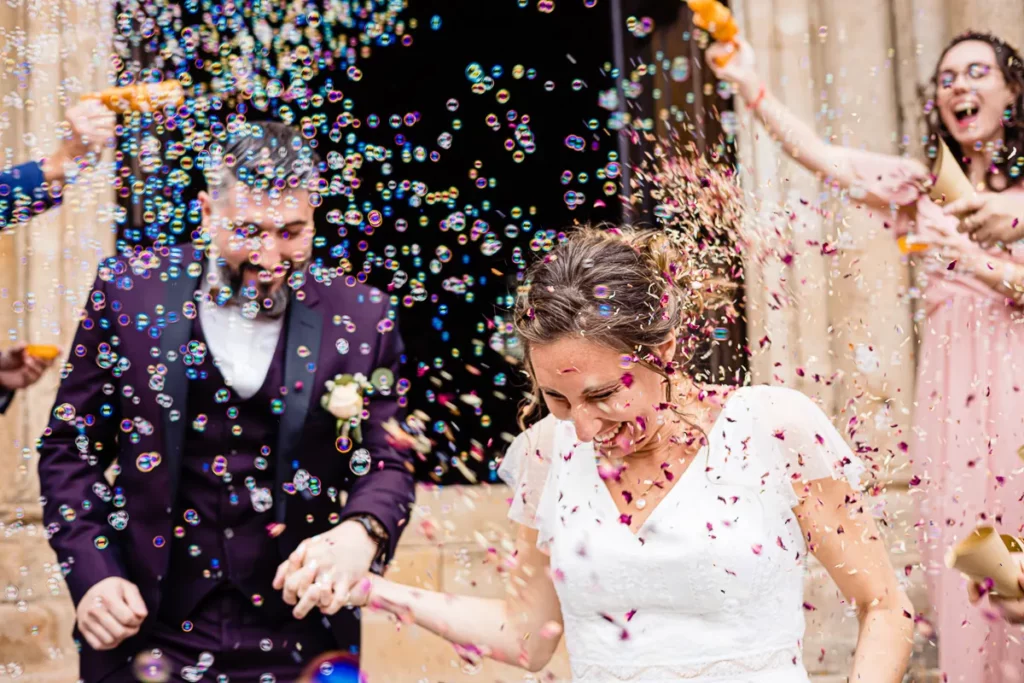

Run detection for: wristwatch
[[348, 514, 390, 572]]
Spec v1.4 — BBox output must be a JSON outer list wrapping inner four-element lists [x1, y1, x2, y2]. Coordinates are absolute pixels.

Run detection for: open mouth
[[953, 101, 979, 128], [594, 421, 627, 446]]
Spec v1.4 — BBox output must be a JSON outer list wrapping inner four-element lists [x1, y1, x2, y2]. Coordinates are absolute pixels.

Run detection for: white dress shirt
[[198, 298, 284, 400]]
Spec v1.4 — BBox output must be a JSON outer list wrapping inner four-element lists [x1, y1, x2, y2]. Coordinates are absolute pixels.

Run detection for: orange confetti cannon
[[25, 344, 60, 361], [896, 235, 931, 255], [82, 80, 185, 113], [687, 0, 740, 67]]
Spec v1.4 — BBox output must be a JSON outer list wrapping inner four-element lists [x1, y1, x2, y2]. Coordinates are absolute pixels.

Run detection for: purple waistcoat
[[159, 311, 292, 624]]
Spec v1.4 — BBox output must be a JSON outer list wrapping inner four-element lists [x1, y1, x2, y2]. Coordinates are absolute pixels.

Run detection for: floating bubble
[[349, 449, 372, 476], [250, 488, 273, 513], [721, 111, 739, 136], [670, 56, 690, 82], [212, 455, 228, 477], [132, 651, 171, 683], [564, 135, 585, 152], [465, 62, 484, 83]]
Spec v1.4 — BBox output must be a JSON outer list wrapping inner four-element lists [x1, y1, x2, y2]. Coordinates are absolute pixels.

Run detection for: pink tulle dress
[[851, 149, 1024, 682]]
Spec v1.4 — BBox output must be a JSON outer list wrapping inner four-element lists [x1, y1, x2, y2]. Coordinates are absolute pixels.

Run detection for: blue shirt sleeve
[[0, 161, 60, 229]]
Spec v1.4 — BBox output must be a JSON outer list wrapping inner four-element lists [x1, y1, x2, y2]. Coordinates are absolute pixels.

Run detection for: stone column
[[0, 1, 116, 679], [948, 0, 1024, 50], [731, 0, 805, 390], [731, 0, 924, 676]]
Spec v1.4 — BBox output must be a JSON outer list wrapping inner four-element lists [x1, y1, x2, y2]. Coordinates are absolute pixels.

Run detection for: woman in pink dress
[[708, 32, 1024, 682]]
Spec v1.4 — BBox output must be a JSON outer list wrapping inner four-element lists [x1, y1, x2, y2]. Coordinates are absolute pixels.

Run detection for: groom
[[37, 120, 415, 682]]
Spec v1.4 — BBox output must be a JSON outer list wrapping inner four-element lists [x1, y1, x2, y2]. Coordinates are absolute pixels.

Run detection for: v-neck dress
[[498, 385, 866, 682]]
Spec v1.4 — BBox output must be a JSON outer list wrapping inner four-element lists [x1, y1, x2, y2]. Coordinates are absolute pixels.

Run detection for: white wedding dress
[[498, 385, 866, 683]]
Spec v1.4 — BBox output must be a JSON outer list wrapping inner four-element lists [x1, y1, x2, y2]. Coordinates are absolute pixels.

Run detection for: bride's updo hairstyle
[[513, 225, 729, 429]]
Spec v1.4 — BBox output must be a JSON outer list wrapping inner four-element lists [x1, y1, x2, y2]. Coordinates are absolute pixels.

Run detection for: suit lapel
[[274, 290, 323, 524], [162, 263, 202, 510]]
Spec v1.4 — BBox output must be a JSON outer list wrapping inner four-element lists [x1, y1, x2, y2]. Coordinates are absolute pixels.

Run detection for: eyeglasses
[[938, 63, 995, 89]]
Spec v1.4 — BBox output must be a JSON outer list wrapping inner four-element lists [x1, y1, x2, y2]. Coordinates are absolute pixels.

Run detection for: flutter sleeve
[[752, 386, 867, 509], [497, 414, 561, 553]]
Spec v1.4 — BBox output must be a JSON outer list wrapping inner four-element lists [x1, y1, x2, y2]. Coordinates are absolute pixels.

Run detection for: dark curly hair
[[926, 31, 1024, 190]]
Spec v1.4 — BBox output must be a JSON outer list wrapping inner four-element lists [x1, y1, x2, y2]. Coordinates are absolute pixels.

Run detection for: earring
[[1004, 102, 1019, 126]]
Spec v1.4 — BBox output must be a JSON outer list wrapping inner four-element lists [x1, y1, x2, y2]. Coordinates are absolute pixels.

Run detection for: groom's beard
[[215, 262, 291, 319]]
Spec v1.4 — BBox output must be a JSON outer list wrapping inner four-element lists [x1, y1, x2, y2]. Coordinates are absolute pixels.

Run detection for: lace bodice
[[498, 385, 865, 683]]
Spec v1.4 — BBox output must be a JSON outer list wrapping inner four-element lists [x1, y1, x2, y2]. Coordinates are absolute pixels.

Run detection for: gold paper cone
[[1003, 535, 1024, 554], [928, 139, 977, 205], [946, 526, 1024, 599]]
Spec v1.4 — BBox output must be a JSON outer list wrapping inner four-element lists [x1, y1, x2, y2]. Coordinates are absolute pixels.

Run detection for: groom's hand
[[273, 520, 377, 619], [76, 577, 148, 651]]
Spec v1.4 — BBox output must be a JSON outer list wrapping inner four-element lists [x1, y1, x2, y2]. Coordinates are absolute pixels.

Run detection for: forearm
[[368, 577, 548, 671], [961, 253, 1024, 302], [341, 466, 414, 564], [342, 304, 415, 561], [740, 82, 853, 186], [848, 604, 914, 682]]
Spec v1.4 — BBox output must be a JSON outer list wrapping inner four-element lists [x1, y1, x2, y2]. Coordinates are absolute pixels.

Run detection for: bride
[[278, 226, 913, 682]]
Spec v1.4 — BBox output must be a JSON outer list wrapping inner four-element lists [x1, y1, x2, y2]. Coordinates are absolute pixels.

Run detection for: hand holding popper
[[82, 80, 185, 113], [687, 0, 739, 67], [946, 526, 1024, 600]]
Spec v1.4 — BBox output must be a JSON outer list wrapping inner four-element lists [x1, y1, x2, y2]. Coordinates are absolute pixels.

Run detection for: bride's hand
[[705, 39, 760, 98]]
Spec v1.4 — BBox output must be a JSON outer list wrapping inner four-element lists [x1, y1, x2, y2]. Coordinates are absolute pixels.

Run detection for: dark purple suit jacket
[[37, 249, 415, 678]]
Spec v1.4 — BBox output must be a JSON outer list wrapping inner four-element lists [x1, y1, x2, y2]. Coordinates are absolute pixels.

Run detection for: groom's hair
[[205, 120, 322, 202]]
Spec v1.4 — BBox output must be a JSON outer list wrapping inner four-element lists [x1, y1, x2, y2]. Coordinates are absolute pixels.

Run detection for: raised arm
[[706, 40, 930, 209], [0, 101, 115, 230], [366, 522, 565, 672]]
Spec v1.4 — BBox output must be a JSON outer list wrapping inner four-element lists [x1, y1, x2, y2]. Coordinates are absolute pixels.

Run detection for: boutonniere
[[321, 373, 373, 443]]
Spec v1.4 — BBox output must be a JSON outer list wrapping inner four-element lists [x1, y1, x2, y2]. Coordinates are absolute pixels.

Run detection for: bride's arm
[[366, 522, 564, 672], [795, 478, 914, 682]]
